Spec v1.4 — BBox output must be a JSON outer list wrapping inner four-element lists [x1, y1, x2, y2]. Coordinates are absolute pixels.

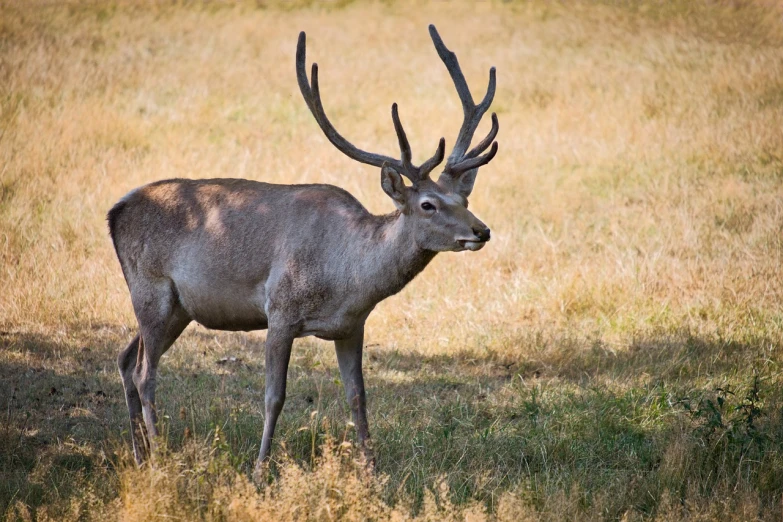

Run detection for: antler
[[296, 31, 445, 183], [428, 25, 499, 177]]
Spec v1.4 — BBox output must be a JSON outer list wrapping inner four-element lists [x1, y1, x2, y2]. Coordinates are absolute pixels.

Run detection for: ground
[[1, 1, 783, 520]]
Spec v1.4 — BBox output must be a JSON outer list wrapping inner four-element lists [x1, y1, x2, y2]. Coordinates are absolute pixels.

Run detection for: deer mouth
[[458, 239, 487, 251]]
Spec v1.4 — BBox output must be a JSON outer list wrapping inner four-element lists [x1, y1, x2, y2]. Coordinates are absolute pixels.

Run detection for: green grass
[[3, 326, 783, 519]]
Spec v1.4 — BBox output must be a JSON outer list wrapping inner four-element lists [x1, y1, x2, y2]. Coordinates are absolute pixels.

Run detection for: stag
[[108, 25, 499, 475]]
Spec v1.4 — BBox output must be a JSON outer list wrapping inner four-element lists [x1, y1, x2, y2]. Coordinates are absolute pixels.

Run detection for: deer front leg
[[335, 324, 371, 458], [255, 327, 295, 474]]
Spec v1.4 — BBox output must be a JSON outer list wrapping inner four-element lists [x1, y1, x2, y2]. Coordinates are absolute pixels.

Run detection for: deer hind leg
[[129, 279, 191, 458], [118, 334, 147, 464]]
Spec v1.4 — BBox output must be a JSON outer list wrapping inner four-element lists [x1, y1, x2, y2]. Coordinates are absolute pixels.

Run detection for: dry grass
[[2, 0, 783, 520]]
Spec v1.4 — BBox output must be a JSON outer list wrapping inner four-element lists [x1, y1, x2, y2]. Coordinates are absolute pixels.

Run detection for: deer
[[107, 25, 499, 477]]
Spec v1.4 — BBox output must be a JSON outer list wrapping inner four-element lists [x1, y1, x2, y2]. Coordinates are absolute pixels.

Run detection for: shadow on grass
[[365, 331, 783, 514], [0, 329, 130, 516], [2, 327, 783, 517]]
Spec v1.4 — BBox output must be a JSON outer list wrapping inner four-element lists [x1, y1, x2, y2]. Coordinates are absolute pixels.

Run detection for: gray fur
[[109, 26, 498, 476]]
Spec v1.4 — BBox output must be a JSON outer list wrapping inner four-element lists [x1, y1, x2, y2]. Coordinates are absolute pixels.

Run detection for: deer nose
[[473, 226, 491, 242]]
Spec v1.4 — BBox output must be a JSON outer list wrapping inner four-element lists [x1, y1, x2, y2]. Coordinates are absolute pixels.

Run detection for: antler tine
[[428, 25, 498, 175], [419, 137, 446, 177], [448, 142, 498, 176], [463, 113, 499, 160], [390, 104, 447, 181], [391, 103, 414, 173], [296, 31, 402, 171], [429, 25, 474, 111], [446, 113, 499, 176]]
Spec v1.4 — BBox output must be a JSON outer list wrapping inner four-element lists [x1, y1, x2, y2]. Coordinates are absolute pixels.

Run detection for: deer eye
[[421, 201, 436, 212]]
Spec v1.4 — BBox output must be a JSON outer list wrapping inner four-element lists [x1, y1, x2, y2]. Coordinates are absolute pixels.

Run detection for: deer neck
[[356, 211, 437, 303]]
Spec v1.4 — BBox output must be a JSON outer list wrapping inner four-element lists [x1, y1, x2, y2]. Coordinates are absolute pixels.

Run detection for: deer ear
[[381, 165, 407, 209], [437, 169, 477, 199]]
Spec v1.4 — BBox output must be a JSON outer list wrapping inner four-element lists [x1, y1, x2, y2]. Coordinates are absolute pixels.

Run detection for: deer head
[[296, 25, 499, 252]]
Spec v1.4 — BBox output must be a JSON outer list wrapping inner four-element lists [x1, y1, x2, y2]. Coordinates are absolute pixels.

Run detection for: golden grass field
[[2, 0, 783, 519]]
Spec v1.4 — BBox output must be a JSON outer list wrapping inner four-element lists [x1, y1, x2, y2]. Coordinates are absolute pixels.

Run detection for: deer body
[[110, 179, 435, 339], [110, 26, 499, 476]]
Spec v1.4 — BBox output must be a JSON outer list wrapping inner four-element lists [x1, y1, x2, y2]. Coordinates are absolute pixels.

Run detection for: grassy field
[[2, 0, 783, 519]]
